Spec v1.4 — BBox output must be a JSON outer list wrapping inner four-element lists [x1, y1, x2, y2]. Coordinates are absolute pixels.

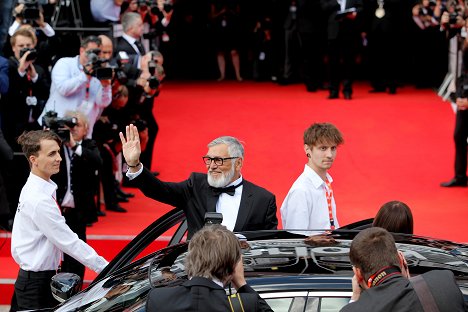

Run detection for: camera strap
[[410, 275, 440, 312], [228, 293, 245, 312], [367, 266, 401, 288]]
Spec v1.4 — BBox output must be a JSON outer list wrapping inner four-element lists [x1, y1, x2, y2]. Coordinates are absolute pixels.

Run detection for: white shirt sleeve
[[32, 197, 108, 273], [53, 59, 88, 96], [126, 165, 144, 180], [40, 23, 56, 37], [8, 20, 20, 36]]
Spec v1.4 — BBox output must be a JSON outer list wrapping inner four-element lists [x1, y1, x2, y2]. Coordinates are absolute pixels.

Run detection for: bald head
[[98, 35, 113, 60]]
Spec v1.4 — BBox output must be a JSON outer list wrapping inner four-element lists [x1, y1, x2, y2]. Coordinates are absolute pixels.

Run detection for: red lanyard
[[324, 179, 335, 230]]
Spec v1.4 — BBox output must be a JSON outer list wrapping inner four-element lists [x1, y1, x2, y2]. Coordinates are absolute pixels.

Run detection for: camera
[[42, 111, 78, 142], [204, 212, 223, 225], [147, 60, 160, 89], [19, 47, 37, 61], [18, 0, 41, 21], [449, 12, 458, 24], [85, 49, 112, 80], [112, 51, 130, 84]]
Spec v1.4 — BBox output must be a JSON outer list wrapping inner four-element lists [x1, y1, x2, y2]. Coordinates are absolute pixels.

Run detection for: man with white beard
[[120, 124, 277, 238]]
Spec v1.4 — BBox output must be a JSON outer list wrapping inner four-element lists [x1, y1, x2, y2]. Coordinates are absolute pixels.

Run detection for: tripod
[[51, 0, 82, 29]]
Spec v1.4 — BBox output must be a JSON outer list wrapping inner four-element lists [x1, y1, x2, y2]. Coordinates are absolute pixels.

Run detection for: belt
[[19, 268, 57, 279]]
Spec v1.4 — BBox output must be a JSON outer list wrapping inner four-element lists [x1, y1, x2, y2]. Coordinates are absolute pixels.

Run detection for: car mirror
[[51, 272, 82, 303]]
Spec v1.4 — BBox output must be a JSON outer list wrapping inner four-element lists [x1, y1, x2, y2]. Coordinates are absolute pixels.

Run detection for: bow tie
[[211, 182, 243, 196]]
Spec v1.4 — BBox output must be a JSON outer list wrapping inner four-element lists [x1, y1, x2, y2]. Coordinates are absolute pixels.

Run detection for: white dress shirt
[[216, 176, 243, 231], [280, 164, 339, 235], [38, 56, 112, 138], [11, 173, 108, 272]]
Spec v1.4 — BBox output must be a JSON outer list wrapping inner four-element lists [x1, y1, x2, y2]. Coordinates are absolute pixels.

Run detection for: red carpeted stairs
[[1, 81, 468, 305]]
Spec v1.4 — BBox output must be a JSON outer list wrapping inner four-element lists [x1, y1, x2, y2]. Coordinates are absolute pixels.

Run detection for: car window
[[264, 297, 306, 312], [320, 297, 350, 312]]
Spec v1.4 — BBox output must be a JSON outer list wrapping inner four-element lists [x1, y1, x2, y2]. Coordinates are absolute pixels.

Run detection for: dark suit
[[296, 0, 327, 91], [340, 270, 466, 312], [146, 277, 273, 312], [53, 139, 102, 279], [115, 36, 144, 56], [131, 169, 278, 238], [322, 0, 362, 96]]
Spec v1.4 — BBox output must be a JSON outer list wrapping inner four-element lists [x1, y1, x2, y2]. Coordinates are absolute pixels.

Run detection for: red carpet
[[118, 80, 467, 241], [1, 81, 468, 304]]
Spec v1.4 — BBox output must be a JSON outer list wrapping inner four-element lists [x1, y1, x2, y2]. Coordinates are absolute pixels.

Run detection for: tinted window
[[265, 297, 306, 312], [320, 297, 350, 312]]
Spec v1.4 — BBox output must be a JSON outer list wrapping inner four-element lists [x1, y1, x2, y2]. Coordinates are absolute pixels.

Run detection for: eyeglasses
[[202, 156, 238, 166]]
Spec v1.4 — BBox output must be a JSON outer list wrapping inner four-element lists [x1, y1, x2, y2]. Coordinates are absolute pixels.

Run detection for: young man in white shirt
[[281, 122, 344, 235], [11, 130, 108, 310]]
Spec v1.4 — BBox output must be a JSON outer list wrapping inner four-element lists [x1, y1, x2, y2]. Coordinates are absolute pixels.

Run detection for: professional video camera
[[111, 51, 130, 85], [19, 47, 37, 61], [85, 49, 112, 81], [147, 60, 160, 90], [17, 0, 48, 21], [42, 111, 78, 142]]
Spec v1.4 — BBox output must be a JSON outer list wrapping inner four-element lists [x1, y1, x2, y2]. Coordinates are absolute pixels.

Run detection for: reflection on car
[[45, 210, 468, 312]]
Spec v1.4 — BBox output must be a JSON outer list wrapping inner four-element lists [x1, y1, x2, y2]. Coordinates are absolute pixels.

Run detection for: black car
[[45, 210, 468, 312]]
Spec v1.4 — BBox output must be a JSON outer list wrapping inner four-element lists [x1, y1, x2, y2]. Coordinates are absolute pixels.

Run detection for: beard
[[207, 164, 235, 188]]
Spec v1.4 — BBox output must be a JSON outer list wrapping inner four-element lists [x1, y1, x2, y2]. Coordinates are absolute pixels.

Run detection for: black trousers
[[454, 110, 468, 181], [14, 269, 58, 310]]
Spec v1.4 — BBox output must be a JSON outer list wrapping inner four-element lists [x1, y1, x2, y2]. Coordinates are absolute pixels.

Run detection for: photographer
[[9, 3, 55, 38], [1, 28, 49, 150], [122, 51, 162, 170], [39, 35, 112, 139]]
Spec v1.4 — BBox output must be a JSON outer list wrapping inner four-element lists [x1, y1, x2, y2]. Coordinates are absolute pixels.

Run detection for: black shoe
[[343, 92, 352, 100], [117, 194, 129, 203], [369, 88, 386, 93], [116, 187, 135, 198], [388, 86, 397, 94], [107, 205, 127, 213], [328, 92, 339, 99], [152, 171, 160, 177], [97, 210, 106, 217], [440, 178, 468, 187]]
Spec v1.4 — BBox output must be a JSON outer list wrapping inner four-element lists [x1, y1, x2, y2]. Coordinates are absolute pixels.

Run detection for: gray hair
[[207, 136, 244, 158], [121, 12, 141, 33]]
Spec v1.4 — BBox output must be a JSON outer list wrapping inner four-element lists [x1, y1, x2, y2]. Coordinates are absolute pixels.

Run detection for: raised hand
[[119, 124, 142, 168]]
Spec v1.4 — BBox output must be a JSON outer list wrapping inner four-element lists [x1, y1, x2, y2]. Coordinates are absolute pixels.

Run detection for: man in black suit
[[340, 227, 466, 312], [120, 124, 278, 238], [321, 0, 362, 99], [115, 12, 145, 58], [53, 111, 102, 280], [146, 224, 273, 312]]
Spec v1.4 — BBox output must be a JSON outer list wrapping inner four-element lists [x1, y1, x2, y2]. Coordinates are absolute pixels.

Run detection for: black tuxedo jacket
[[115, 36, 142, 56], [340, 270, 466, 312], [146, 277, 273, 312], [131, 168, 278, 238]]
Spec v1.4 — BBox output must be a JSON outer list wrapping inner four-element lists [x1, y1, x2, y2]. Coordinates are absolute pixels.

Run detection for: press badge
[[259, 52, 266, 61], [78, 99, 93, 116], [26, 96, 37, 106]]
